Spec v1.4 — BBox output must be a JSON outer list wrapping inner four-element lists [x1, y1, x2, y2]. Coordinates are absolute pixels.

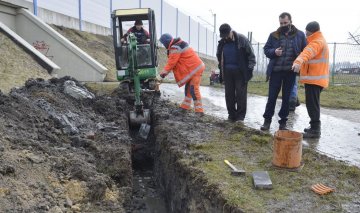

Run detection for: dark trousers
[[224, 69, 248, 120], [305, 84, 323, 129], [263, 71, 296, 124]]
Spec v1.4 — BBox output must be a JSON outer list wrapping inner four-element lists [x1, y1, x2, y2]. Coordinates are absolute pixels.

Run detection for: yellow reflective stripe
[[307, 58, 329, 64], [305, 47, 316, 58], [300, 75, 329, 80], [169, 46, 190, 54], [194, 105, 203, 109], [177, 63, 205, 86]]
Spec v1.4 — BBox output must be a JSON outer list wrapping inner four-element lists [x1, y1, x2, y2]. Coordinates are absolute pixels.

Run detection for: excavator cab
[[112, 8, 158, 91], [112, 8, 158, 129]]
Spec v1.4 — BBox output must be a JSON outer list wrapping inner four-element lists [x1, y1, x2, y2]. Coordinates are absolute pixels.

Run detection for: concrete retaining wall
[[15, 8, 107, 81], [0, 0, 108, 82]]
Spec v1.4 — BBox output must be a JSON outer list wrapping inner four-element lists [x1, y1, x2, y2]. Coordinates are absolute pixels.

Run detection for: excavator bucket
[[129, 109, 151, 127]]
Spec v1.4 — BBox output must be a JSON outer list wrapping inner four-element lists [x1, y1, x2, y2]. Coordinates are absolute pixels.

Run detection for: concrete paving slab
[[252, 171, 273, 190]]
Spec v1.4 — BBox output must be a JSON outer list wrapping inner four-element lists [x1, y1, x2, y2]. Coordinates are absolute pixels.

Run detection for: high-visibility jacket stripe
[[307, 58, 329, 64], [300, 75, 329, 80], [177, 63, 205, 86], [169, 46, 190, 54], [294, 31, 329, 88]]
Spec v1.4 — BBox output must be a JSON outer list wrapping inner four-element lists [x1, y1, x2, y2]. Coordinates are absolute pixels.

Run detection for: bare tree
[[349, 32, 360, 45]]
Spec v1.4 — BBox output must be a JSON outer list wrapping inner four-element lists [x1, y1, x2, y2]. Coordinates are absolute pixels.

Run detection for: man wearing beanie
[[292, 21, 329, 138], [261, 12, 307, 131], [216, 23, 256, 122], [121, 19, 150, 44], [159, 33, 205, 116]]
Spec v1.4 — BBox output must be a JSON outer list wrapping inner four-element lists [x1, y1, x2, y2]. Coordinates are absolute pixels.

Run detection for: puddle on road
[[160, 83, 360, 167]]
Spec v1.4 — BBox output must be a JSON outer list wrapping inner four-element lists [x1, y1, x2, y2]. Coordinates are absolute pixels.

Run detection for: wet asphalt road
[[160, 83, 360, 167]]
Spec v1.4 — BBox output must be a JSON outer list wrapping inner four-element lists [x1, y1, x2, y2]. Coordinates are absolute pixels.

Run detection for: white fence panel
[[82, 0, 109, 27], [161, 2, 176, 37], [177, 10, 188, 42]]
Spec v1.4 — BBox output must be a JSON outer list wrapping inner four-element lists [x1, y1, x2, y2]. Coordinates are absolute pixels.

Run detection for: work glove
[[292, 63, 301, 73], [160, 71, 168, 78]]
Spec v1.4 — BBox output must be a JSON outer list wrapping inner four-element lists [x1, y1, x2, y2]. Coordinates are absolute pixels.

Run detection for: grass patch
[[248, 81, 360, 110], [189, 125, 360, 212]]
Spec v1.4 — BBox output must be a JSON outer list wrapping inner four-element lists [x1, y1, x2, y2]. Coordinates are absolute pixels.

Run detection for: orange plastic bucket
[[272, 130, 303, 169]]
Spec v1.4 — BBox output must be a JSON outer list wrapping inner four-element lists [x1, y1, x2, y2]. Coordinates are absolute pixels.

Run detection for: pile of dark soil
[[0, 77, 134, 212]]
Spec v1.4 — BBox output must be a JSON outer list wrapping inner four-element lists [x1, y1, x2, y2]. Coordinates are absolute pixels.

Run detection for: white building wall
[[21, 0, 217, 57]]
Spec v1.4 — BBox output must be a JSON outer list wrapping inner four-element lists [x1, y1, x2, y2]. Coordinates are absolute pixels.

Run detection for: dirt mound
[[0, 77, 135, 212], [0, 31, 51, 94]]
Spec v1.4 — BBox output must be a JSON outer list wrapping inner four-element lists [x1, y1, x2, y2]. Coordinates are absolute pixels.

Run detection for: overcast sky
[[165, 0, 360, 43]]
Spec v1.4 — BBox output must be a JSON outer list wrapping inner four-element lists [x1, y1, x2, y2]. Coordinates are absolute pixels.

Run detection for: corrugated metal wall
[[25, 0, 217, 57]]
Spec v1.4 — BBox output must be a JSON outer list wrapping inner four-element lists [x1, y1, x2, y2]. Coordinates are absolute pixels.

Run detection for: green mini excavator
[[112, 8, 159, 128]]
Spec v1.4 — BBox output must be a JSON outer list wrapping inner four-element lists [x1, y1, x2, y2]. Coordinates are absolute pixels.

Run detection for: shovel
[[139, 123, 151, 139]]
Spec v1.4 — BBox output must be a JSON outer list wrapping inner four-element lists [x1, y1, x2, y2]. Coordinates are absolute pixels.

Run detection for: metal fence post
[[78, 0, 82, 31], [109, 0, 112, 34], [160, 0, 163, 35], [198, 22, 200, 54], [33, 0, 38, 16], [188, 16, 191, 44], [256, 42, 260, 72], [332, 42, 337, 85], [139, 0, 141, 8], [206, 29, 208, 55], [176, 8, 178, 37]]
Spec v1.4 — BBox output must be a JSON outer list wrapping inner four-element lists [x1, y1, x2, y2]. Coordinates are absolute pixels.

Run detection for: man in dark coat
[[216, 23, 256, 122], [260, 12, 307, 130]]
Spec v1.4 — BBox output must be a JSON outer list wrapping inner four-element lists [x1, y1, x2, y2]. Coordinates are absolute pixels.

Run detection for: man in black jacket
[[216, 23, 256, 122], [261, 12, 306, 130]]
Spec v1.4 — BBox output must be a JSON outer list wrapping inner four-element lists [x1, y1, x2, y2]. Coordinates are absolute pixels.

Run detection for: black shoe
[[296, 97, 300, 107], [260, 120, 271, 131], [304, 126, 321, 132], [303, 129, 321, 138], [289, 99, 296, 112], [228, 115, 236, 122], [279, 123, 288, 130]]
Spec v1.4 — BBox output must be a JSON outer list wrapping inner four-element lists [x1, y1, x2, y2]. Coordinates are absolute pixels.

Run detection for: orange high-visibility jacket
[[163, 39, 205, 87], [294, 31, 329, 88]]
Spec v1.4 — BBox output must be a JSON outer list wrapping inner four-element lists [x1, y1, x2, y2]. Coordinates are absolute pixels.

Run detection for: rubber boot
[[260, 119, 271, 131]]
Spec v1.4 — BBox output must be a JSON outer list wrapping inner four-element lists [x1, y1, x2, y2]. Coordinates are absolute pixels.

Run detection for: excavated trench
[[124, 115, 167, 213], [124, 92, 238, 213]]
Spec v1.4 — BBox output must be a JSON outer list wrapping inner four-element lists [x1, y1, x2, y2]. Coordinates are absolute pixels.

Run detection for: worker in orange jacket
[[292, 21, 329, 138], [159, 33, 205, 116]]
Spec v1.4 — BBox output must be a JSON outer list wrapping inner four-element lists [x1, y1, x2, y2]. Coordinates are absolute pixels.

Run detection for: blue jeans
[[263, 71, 296, 124], [290, 76, 298, 100]]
